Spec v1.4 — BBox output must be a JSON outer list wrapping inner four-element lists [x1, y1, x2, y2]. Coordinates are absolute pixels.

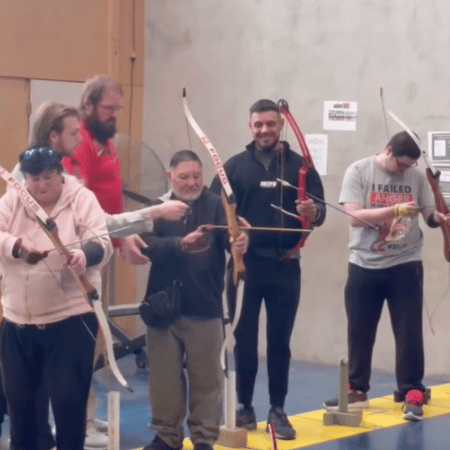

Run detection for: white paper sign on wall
[[305, 134, 328, 176], [323, 101, 357, 131]]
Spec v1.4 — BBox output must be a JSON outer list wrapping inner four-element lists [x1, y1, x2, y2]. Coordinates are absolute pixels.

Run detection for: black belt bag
[[139, 280, 182, 329]]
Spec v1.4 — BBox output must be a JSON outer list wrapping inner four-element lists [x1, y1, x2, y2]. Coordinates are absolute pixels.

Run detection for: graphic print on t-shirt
[[369, 184, 414, 253]]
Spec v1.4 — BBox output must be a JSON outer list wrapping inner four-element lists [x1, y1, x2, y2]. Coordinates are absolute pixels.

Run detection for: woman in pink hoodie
[[0, 146, 113, 450]]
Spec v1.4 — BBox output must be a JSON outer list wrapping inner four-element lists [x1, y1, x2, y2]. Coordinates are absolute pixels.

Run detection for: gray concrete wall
[[142, 0, 450, 378]]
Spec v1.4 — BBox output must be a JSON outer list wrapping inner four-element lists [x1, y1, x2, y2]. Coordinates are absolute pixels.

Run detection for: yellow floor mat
[[132, 383, 450, 450]]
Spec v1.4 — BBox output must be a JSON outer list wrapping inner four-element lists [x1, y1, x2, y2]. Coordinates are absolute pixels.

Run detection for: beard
[[172, 185, 203, 202], [261, 143, 278, 153], [85, 115, 117, 143], [256, 136, 280, 153]]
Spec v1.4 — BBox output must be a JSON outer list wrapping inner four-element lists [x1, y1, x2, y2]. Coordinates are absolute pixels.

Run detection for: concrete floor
[[0, 353, 449, 450]]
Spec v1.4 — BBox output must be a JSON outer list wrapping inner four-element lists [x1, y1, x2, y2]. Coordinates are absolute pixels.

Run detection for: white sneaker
[[85, 426, 108, 449], [93, 417, 108, 433]]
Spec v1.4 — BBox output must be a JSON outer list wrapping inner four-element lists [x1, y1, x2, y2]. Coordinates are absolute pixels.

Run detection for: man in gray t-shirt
[[324, 131, 450, 421]]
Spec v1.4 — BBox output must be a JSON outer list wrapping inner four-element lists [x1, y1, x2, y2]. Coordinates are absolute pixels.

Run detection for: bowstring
[[428, 265, 450, 335], [30, 224, 102, 348]]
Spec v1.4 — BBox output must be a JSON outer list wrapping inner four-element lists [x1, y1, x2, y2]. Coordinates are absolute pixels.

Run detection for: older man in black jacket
[[141, 150, 248, 450]]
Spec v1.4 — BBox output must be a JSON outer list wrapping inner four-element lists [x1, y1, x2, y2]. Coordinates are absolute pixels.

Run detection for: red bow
[[278, 99, 315, 253]]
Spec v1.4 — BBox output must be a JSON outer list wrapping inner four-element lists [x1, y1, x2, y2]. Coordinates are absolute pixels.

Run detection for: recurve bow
[[182, 89, 245, 370], [277, 99, 316, 255]]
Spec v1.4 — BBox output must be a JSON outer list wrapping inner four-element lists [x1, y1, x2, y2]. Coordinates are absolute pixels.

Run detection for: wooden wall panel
[[0, 0, 145, 338], [114, 84, 145, 335], [0, 0, 108, 81], [118, 0, 145, 88], [117, 85, 144, 184], [0, 77, 30, 318], [0, 77, 30, 192]]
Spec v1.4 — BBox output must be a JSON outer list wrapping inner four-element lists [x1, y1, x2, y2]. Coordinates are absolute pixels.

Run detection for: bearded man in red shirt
[[62, 75, 147, 447]]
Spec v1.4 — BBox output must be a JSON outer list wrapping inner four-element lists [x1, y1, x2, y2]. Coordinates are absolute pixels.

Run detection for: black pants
[[0, 313, 97, 450], [0, 370, 6, 432], [228, 254, 300, 408], [34, 381, 55, 450], [345, 261, 425, 395], [0, 330, 54, 449]]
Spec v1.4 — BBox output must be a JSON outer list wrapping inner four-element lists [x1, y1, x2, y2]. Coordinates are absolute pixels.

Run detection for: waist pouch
[[139, 281, 182, 329]]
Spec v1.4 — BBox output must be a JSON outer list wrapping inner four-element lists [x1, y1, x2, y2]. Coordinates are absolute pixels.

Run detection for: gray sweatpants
[[147, 316, 223, 448]]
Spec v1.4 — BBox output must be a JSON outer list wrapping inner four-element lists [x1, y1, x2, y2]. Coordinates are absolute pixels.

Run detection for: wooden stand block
[[323, 410, 363, 427], [217, 426, 247, 448], [323, 359, 363, 427]]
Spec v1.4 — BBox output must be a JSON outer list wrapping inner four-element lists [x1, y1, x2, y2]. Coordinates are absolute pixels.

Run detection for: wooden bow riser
[[220, 190, 246, 284], [36, 217, 100, 304], [426, 168, 450, 262]]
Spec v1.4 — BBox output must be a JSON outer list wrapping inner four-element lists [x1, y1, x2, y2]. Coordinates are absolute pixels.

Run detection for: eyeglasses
[[98, 104, 123, 114], [395, 156, 418, 170]]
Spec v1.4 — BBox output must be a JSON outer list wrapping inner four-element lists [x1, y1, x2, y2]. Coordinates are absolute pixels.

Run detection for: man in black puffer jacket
[[211, 99, 326, 440]]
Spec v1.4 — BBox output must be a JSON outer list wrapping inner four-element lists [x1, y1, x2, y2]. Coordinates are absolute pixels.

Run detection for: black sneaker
[[323, 385, 369, 411], [266, 407, 296, 440], [402, 389, 424, 421], [193, 444, 213, 450], [143, 435, 182, 450], [236, 405, 257, 430]]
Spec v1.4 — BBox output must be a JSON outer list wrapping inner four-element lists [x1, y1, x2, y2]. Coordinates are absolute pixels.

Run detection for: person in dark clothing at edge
[[140, 150, 248, 450], [210, 99, 326, 440]]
